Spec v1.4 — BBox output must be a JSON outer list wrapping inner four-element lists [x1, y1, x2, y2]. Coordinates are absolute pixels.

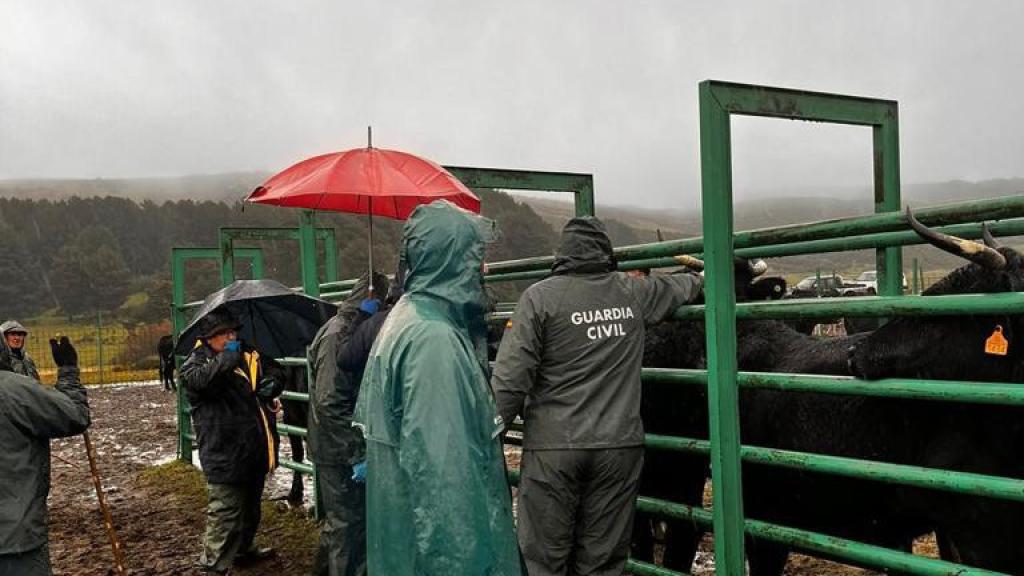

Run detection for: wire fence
[[15, 314, 170, 385]]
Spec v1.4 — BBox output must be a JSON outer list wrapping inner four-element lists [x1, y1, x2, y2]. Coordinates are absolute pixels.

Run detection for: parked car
[[853, 270, 909, 294], [790, 274, 866, 298]]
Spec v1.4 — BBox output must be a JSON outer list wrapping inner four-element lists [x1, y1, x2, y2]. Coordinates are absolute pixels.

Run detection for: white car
[[854, 270, 908, 294]]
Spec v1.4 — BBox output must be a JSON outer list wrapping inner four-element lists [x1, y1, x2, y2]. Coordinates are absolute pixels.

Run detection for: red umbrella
[[246, 134, 480, 296]]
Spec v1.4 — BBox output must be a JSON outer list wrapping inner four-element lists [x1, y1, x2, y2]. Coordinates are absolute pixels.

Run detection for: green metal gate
[[481, 82, 1024, 576], [171, 169, 595, 516], [172, 84, 1024, 575]]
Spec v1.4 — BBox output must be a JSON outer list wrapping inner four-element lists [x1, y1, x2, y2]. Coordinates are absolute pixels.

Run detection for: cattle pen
[[170, 81, 1024, 575]]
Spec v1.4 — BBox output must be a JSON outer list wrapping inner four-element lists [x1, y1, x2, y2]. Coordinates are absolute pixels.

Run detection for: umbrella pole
[[367, 198, 374, 298]]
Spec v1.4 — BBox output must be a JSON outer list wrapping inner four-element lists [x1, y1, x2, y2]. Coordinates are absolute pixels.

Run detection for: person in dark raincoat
[[354, 200, 522, 576], [180, 309, 285, 574], [0, 337, 90, 576], [307, 271, 388, 576], [491, 216, 703, 576], [1, 320, 40, 381]]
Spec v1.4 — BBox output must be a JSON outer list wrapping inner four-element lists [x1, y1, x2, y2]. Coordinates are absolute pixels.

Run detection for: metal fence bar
[[633, 496, 1006, 576], [483, 195, 1024, 275], [276, 423, 308, 438], [624, 559, 689, 576], [672, 291, 1024, 321], [644, 434, 1024, 503], [279, 458, 315, 475], [698, 79, 746, 575], [642, 368, 1024, 406], [280, 390, 310, 402], [505, 467, 1003, 575], [330, 216, 1024, 291]]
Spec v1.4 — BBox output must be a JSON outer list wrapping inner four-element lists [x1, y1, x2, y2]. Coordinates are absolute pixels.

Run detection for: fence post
[[96, 311, 104, 385], [699, 80, 746, 576]]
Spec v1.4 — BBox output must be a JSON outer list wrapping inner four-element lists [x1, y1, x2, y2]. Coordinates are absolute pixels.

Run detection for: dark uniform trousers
[[311, 463, 367, 576], [199, 478, 266, 573], [0, 544, 51, 576], [518, 447, 644, 576]]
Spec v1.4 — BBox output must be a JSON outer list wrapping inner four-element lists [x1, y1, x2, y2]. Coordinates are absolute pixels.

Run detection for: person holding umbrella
[[307, 270, 388, 576], [354, 200, 522, 576], [180, 309, 285, 574]]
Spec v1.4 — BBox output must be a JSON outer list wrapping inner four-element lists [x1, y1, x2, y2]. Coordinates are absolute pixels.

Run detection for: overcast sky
[[2, 1, 1022, 209]]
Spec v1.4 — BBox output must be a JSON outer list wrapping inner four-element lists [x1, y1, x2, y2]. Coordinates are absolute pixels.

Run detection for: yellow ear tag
[[985, 325, 1009, 356], [505, 320, 513, 331]]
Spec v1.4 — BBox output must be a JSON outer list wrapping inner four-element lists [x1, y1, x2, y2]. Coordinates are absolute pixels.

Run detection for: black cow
[[640, 212, 1024, 574], [157, 334, 176, 392], [632, 260, 864, 572]]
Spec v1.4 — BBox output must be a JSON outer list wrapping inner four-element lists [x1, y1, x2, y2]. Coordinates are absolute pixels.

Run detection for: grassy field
[[16, 315, 170, 385]]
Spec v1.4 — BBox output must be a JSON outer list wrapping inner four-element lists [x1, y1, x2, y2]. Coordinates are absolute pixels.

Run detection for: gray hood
[[0, 321, 27, 335], [551, 217, 616, 275]]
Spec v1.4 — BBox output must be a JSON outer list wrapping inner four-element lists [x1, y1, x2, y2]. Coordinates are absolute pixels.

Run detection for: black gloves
[[50, 336, 79, 368]]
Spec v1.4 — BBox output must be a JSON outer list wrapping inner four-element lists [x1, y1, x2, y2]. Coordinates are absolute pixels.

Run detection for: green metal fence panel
[[442, 166, 596, 217], [171, 246, 264, 462], [698, 80, 746, 575], [171, 147, 1024, 572], [623, 559, 689, 576], [483, 195, 1024, 276], [671, 291, 1024, 321], [643, 368, 1024, 406], [644, 433, 1024, 503], [217, 224, 337, 297], [633, 496, 1006, 576], [298, 210, 320, 296]]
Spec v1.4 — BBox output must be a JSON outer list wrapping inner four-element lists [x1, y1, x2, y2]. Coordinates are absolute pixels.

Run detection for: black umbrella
[[175, 279, 338, 359]]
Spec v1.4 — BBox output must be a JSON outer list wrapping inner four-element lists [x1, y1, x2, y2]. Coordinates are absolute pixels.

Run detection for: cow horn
[[674, 254, 705, 271], [749, 259, 769, 277], [982, 223, 1002, 249], [906, 208, 1006, 270]]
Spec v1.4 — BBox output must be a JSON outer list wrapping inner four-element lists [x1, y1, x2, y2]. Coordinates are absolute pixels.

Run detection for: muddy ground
[[48, 382, 317, 576], [46, 383, 936, 575]]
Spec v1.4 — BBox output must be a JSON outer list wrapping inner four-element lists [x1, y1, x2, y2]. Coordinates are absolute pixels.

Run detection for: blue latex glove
[[351, 460, 367, 483], [225, 340, 241, 353], [359, 298, 381, 316]]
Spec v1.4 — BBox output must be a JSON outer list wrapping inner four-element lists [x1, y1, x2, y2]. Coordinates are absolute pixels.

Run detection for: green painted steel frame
[[173, 166, 594, 521], [218, 217, 338, 297], [444, 166, 596, 218], [316, 166, 596, 295], [698, 80, 901, 575], [171, 246, 264, 462]]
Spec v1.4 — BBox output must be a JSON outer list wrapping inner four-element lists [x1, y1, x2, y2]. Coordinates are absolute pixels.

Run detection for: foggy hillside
[[2, 173, 1020, 279]]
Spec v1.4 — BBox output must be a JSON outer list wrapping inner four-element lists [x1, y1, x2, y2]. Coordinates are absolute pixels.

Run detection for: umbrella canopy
[[245, 147, 480, 219], [175, 279, 337, 358]]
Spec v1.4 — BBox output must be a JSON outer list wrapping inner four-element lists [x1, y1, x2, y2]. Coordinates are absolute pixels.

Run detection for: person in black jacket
[[307, 271, 388, 576], [492, 217, 702, 576], [180, 309, 285, 575], [335, 262, 406, 380]]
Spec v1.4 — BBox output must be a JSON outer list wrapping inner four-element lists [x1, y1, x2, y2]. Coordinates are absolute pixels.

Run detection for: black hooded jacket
[[306, 272, 389, 465], [181, 343, 284, 483], [491, 217, 703, 450]]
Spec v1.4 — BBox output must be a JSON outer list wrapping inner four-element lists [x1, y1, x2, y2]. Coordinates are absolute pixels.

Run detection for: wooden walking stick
[[82, 430, 128, 576], [48, 335, 127, 575]]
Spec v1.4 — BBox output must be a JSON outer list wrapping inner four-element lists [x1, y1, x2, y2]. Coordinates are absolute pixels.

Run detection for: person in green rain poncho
[[353, 200, 522, 576]]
